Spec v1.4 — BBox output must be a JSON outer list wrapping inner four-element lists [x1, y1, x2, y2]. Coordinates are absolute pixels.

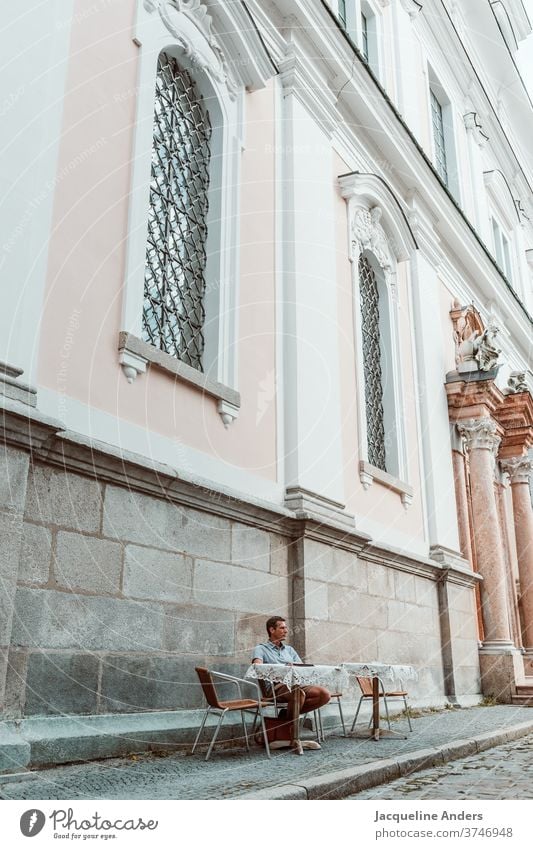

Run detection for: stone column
[[451, 447, 473, 566], [457, 418, 513, 648], [495, 470, 523, 652], [457, 418, 523, 701], [501, 457, 533, 652]]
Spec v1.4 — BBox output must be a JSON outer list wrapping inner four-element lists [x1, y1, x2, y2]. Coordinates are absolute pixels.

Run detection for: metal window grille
[[361, 13, 369, 61], [430, 89, 448, 186], [359, 255, 387, 471], [338, 0, 347, 28], [142, 52, 212, 370]]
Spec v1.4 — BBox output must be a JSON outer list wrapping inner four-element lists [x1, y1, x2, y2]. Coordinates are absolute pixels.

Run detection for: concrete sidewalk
[[1, 705, 533, 800]]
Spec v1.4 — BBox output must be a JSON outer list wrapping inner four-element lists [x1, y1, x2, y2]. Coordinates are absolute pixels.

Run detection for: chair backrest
[[356, 676, 374, 696], [195, 667, 223, 710]]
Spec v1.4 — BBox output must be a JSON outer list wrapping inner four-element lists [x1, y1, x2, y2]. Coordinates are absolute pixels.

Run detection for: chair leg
[[319, 708, 324, 741], [350, 696, 364, 733], [313, 710, 322, 742], [205, 710, 226, 761], [403, 696, 413, 731], [241, 710, 250, 751], [191, 706, 210, 754], [258, 712, 271, 759], [336, 696, 347, 737], [383, 696, 391, 730]]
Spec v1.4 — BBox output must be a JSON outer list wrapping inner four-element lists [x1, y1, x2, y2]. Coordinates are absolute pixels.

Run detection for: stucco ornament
[[451, 302, 501, 373], [506, 371, 529, 393], [475, 324, 502, 371], [351, 206, 392, 269], [143, 0, 238, 100]]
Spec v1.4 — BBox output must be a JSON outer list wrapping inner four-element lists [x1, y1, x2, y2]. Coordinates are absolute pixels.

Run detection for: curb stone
[[238, 719, 533, 800]]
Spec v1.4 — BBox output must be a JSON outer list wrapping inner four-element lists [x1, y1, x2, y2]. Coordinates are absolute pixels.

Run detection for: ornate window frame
[[483, 169, 522, 292], [119, 0, 274, 426], [426, 64, 460, 201], [339, 171, 418, 507]]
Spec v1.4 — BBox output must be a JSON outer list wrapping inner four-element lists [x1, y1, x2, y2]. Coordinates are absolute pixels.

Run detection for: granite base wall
[[6, 461, 290, 717], [3, 453, 483, 720]]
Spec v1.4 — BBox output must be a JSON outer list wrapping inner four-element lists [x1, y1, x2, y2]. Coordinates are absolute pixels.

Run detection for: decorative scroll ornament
[[500, 456, 533, 485], [515, 198, 530, 224], [463, 112, 489, 148], [450, 302, 502, 373], [351, 206, 392, 270], [399, 0, 423, 19], [143, 0, 238, 100], [506, 371, 529, 394], [457, 417, 501, 453]]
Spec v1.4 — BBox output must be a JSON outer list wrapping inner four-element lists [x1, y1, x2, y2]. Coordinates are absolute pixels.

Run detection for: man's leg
[[274, 684, 305, 719], [300, 686, 330, 714]]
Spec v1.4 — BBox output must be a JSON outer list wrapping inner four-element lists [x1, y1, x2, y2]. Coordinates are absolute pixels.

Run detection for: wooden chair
[[192, 667, 272, 760], [350, 676, 413, 733]]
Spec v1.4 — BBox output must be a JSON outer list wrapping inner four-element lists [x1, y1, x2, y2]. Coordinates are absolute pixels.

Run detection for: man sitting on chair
[[252, 616, 331, 719]]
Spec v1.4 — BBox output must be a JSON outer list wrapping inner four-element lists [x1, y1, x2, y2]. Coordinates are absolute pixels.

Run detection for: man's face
[[269, 620, 288, 642]]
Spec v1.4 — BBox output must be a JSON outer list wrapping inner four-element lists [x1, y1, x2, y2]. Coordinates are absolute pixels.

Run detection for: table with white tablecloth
[[341, 661, 418, 740], [245, 661, 418, 748], [245, 663, 347, 754]]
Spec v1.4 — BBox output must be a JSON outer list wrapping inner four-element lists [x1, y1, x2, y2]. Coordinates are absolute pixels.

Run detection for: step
[[0, 725, 31, 773], [515, 685, 533, 696], [511, 695, 533, 706]]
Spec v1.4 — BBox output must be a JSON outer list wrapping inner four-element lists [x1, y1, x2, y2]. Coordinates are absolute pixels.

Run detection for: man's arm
[[288, 646, 302, 663], [251, 645, 265, 664]]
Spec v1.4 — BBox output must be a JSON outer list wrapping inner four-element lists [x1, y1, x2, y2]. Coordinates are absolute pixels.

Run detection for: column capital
[[457, 418, 501, 452], [500, 456, 533, 486]]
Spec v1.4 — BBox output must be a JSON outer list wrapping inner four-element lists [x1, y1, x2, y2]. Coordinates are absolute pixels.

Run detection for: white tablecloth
[[245, 663, 348, 692], [341, 662, 418, 688], [245, 661, 417, 694]]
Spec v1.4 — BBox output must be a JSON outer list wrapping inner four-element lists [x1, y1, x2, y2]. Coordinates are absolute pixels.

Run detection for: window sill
[[118, 332, 241, 427], [359, 460, 413, 509]]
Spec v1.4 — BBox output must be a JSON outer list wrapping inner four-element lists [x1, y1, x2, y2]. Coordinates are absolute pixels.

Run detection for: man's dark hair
[[266, 616, 285, 636]]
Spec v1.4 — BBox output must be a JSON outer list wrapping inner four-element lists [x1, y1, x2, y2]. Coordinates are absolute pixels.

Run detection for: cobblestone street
[[1, 706, 533, 800], [352, 733, 533, 799]]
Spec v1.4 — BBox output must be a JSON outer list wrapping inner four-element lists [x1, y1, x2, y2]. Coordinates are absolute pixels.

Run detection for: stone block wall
[[1, 446, 483, 721], [295, 538, 478, 705], [0, 446, 31, 714], [446, 584, 482, 696], [6, 462, 290, 717]]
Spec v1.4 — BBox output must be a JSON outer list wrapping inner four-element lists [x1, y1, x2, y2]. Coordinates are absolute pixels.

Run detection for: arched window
[[339, 173, 418, 504], [359, 254, 386, 471], [119, 1, 274, 424], [142, 52, 212, 371]]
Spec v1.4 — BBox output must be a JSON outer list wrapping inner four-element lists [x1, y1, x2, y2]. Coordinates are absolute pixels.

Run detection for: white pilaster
[[280, 56, 346, 508], [463, 112, 491, 244], [408, 214, 462, 552]]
